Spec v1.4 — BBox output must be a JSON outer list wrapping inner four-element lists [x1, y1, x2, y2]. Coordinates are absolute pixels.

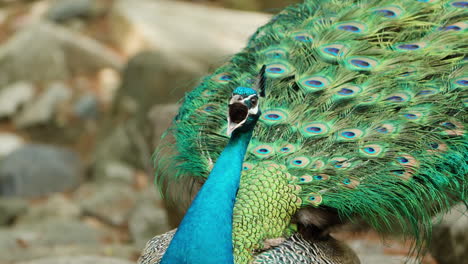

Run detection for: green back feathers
[[156, 0, 467, 260]]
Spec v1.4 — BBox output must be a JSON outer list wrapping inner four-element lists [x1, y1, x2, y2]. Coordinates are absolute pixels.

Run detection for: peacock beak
[[227, 102, 249, 135]]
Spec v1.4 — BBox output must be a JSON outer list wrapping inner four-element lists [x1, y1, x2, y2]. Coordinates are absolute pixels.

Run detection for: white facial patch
[[243, 94, 259, 115]]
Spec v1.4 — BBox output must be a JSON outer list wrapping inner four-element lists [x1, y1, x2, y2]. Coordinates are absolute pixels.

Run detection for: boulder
[[77, 182, 138, 226], [0, 21, 123, 86], [430, 203, 468, 264], [0, 144, 82, 198], [14, 81, 72, 127], [46, 0, 114, 23], [0, 197, 27, 225], [16, 193, 81, 225], [0, 82, 34, 118], [129, 188, 170, 249], [109, 0, 270, 65], [0, 132, 25, 158]]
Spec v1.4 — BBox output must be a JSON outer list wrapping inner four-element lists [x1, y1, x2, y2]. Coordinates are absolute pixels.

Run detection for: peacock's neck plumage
[[161, 129, 254, 264]]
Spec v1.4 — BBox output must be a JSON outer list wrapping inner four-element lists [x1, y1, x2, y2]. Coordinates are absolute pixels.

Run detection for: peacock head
[[227, 66, 266, 135], [228, 87, 260, 135]]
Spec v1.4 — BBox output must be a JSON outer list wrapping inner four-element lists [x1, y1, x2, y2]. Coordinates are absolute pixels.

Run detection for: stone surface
[[0, 133, 25, 158], [18, 256, 135, 264], [73, 93, 99, 120], [16, 193, 81, 225], [0, 82, 34, 118], [430, 203, 468, 264], [0, 197, 27, 225], [0, 219, 122, 263], [129, 188, 170, 249], [0, 21, 123, 86], [0, 144, 82, 198], [77, 182, 137, 226], [15, 82, 72, 127], [94, 160, 135, 184], [110, 0, 270, 66], [46, 0, 114, 23]]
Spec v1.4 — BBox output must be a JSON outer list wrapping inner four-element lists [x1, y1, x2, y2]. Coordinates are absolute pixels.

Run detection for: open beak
[[227, 102, 249, 135]]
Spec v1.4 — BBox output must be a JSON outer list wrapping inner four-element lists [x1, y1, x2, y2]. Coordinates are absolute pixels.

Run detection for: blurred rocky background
[[0, 0, 465, 264]]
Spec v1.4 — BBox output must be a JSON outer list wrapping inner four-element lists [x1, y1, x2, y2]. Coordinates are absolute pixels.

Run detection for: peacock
[[151, 0, 468, 263]]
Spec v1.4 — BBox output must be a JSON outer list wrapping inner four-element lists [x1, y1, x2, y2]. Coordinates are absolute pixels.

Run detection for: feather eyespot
[[313, 174, 329, 181], [454, 77, 468, 87], [264, 48, 288, 59], [337, 128, 365, 141], [277, 144, 297, 154], [335, 22, 367, 33], [251, 145, 275, 158], [311, 159, 326, 169], [301, 122, 331, 137], [395, 154, 419, 168], [306, 193, 322, 206], [289, 156, 310, 168], [359, 144, 386, 157], [212, 72, 232, 83], [346, 57, 379, 71], [395, 42, 427, 51], [401, 108, 427, 121], [298, 175, 313, 183], [242, 162, 254, 171], [439, 22, 468, 31], [265, 62, 293, 78], [416, 88, 438, 97], [391, 169, 414, 181], [373, 6, 403, 18], [199, 103, 217, 114], [340, 178, 359, 189], [440, 121, 464, 136], [451, 1, 468, 8], [261, 109, 289, 125], [360, 94, 380, 104], [335, 85, 362, 98], [299, 76, 331, 92], [384, 92, 411, 103], [292, 32, 314, 42], [427, 142, 448, 153], [319, 43, 349, 59], [329, 157, 352, 169]]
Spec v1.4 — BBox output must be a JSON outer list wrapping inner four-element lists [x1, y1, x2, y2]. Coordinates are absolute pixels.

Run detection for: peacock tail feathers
[[155, 0, 467, 262]]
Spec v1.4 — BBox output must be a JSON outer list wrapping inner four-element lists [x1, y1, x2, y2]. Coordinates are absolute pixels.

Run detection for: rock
[[430, 203, 468, 264], [0, 144, 82, 198], [0, 219, 113, 263], [0, 219, 102, 250], [0, 197, 27, 225], [18, 256, 134, 264], [129, 188, 170, 249], [94, 160, 135, 184], [109, 0, 270, 64], [46, 0, 114, 23], [0, 133, 24, 158], [77, 182, 137, 226], [16, 193, 81, 225], [15, 82, 72, 127], [0, 82, 34, 118], [73, 93, 99, 120], [0, 21, 123, 86]]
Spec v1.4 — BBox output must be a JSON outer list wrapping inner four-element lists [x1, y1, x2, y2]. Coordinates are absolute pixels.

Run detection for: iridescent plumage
[[156, 0, 467, 263]]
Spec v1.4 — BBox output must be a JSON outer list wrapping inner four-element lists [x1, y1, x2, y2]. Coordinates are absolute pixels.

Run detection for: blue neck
[[161, 130, 253, 264]]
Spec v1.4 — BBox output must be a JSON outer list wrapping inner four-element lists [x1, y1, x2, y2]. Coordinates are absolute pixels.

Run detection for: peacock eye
[[251, 97, 258, 106]]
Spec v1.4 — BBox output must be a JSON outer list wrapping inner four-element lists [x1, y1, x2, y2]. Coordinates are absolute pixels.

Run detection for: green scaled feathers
[[156, 0, 467, 263]]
